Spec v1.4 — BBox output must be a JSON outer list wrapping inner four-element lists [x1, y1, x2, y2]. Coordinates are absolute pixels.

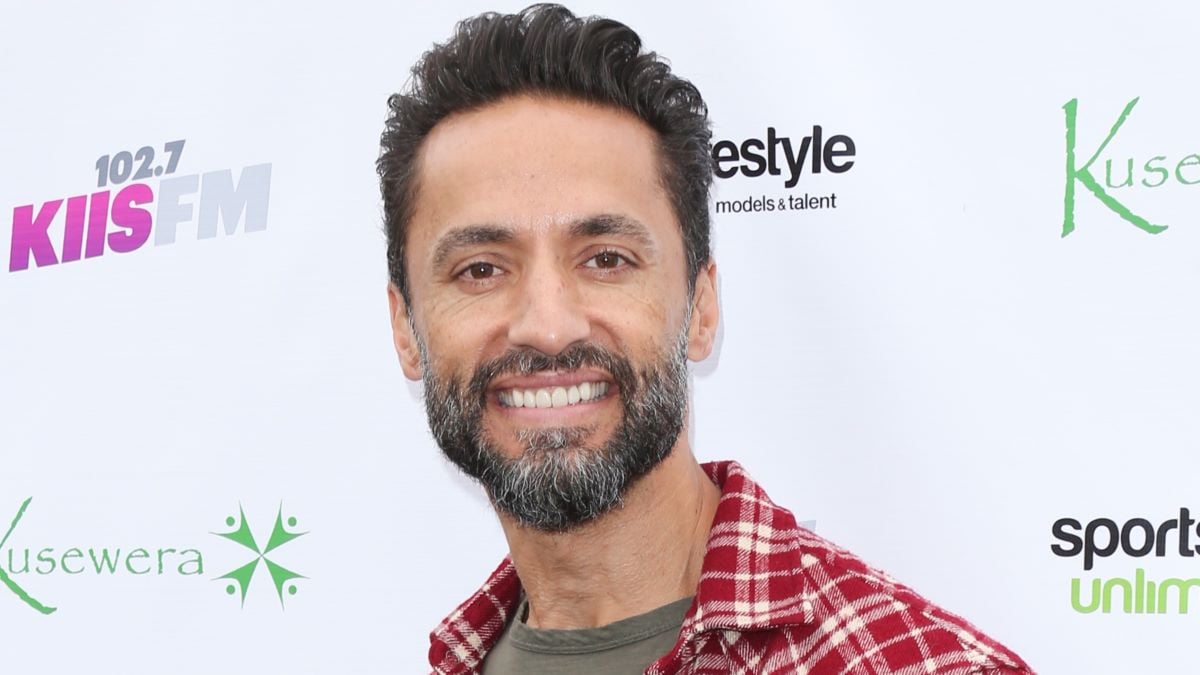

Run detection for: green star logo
[[213, 503, 307, 609]]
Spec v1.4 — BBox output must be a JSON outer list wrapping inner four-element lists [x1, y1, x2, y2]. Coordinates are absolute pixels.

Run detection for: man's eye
[[586, 251, 628, 270], [462, 262, 500, 280]]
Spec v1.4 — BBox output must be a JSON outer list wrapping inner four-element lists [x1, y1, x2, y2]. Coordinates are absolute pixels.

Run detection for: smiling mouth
[[497, 381, 611, 409]]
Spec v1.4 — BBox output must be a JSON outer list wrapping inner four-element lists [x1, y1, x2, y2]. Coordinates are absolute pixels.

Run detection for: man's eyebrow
[[568, 215, 657, 252], [431, 225, 515, 269]]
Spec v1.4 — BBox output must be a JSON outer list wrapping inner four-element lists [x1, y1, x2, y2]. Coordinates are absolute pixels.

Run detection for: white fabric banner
[[2, 1, 1196, 672]]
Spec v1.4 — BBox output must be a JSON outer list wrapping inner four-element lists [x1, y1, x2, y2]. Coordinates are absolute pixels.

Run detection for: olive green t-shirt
[[480, 595, 693, 674]]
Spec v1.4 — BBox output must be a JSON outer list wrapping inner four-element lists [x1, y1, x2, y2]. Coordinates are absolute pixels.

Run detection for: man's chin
[[482, 420, 607, 458]]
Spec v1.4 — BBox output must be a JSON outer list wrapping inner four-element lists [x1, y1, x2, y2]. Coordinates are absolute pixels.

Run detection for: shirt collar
[[428, 460, 815, 673], [682, 460, 816, 636]]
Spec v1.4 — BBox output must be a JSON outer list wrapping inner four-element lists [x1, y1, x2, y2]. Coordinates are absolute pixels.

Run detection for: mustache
[[466, 342, 637, 403]]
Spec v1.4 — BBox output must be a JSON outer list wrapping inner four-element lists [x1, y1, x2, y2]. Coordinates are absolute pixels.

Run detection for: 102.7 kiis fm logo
[[7, 139, 271, 273], [0, 497, 308, 616]]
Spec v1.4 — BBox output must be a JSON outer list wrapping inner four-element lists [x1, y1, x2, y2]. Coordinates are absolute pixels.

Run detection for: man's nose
[[506, 263, 590, 356]]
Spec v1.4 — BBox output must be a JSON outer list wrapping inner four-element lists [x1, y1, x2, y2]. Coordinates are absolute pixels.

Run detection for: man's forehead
[[422, 93, 657, 155], [407, 95, 679, 259], [415, 96, 660, 192]]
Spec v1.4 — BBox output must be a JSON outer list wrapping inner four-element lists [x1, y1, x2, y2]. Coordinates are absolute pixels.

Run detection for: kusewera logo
[[213, 504, 308, 608], [7, 139, 271, 273], [1051, 509, 1200, 614], [0, 497, 307, 616], [1062, 97, 1199, 237]]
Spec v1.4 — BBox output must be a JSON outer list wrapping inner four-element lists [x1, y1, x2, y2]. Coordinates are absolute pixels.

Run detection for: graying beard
[[415, 312, 692, 531]]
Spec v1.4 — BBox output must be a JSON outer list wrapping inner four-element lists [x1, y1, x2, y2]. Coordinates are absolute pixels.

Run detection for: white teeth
[[501, 381, 611, 408]]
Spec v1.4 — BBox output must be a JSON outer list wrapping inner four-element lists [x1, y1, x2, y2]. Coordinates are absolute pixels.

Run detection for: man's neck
[[495, 440, 721, 630]]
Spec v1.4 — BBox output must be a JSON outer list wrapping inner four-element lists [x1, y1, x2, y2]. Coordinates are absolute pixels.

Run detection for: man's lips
[[486, 370, 617, 413], [489, 369, 612, 390], [495, 381, 612, 410]]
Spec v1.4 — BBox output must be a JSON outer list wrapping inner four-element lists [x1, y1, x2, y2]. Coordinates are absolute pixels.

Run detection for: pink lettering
[[8, 200, 62, 272], [108, 184, 154, 253], [85, 190, 110, 259], [62, 195, 88, 263]]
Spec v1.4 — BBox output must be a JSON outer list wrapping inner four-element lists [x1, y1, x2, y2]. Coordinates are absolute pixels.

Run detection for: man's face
[[388, 95, 717, 531]]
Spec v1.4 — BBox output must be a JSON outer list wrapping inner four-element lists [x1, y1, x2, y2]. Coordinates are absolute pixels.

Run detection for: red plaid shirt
[[429, 460, 1033, 674]]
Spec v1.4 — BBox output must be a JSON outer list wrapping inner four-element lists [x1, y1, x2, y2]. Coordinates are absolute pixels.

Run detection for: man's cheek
[[426, 281, 504, 318], [429, 311, 508, 362], [586, 281, 664, 317], [421, 332, 475, 378], [590, 291, 676, 339]]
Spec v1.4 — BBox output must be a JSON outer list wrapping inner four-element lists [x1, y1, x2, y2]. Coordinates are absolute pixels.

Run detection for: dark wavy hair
[[377, 3, 713, 304]]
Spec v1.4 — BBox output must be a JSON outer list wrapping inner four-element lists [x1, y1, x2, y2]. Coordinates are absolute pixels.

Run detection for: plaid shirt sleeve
[[429, 460, 1035, 675]]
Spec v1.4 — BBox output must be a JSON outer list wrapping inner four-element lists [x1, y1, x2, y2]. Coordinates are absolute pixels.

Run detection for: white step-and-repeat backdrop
[[3, 1, 1196, 672]]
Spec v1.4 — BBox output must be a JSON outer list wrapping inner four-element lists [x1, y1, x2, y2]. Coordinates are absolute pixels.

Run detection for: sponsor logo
[[8, 139, 272, 273], [709, 126, 856, 217], [711, 126, 856, 187], [1, 497, 307, 616], [213, 504, 307, 608], [1, 499, 59, 615], [1051, 510, 1200, 614], [1062, 97, 1199, 236]]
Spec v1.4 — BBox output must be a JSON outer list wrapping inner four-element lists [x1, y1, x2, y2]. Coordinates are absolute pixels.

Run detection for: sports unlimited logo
[[1051, 510, 1200, 614], [1062, 97, 1198, 236], [7, 139, 271, 273], [0, 497, 307, 616]]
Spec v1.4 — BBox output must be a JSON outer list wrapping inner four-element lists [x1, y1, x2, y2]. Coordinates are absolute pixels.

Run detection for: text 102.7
[[95, 140, 187, 188]]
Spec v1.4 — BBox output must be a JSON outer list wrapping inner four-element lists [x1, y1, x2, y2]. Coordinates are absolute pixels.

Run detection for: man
[[378, 5, 1032, 674]]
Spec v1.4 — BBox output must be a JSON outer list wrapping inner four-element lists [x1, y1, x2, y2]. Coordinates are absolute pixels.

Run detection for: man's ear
[[686, 259, 720, 362], [387, 283, 423, 380]]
